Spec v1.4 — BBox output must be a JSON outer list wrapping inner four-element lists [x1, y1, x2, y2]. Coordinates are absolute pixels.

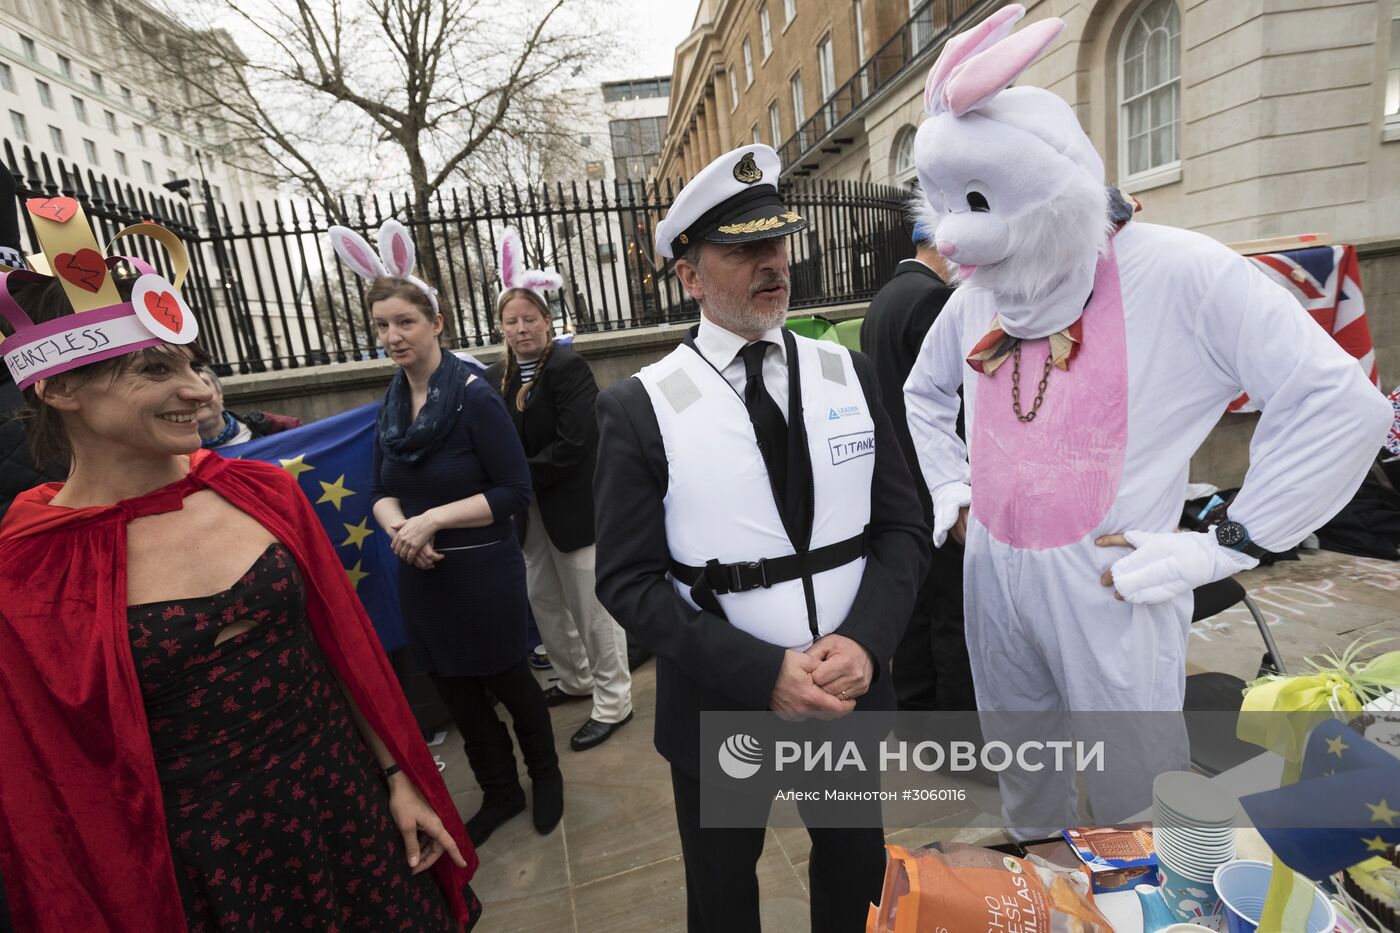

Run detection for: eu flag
[[1239, 720, 1400, 879], [224, 403, 406, 651]]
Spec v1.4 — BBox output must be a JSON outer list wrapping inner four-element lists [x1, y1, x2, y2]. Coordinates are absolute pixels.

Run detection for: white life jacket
[[636, 332, 874, 650]]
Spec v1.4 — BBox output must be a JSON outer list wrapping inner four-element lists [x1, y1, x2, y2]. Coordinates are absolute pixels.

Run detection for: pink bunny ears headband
[[496, 227, 561, 298], [327, 219, 440, 314], [923, 4, 1065, 117]]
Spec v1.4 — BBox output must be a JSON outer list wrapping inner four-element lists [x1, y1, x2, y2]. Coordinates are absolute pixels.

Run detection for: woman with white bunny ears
[[484, 228, 635, 753], [330, 219, 566, 847], [903, 4, 1391, 835]]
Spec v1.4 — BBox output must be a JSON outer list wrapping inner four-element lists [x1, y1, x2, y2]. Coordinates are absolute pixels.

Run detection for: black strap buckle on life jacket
[[669, 528, 867, 614]]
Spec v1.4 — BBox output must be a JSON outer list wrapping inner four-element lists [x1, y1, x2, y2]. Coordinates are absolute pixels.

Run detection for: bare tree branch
[[100, 0, 607, 218]]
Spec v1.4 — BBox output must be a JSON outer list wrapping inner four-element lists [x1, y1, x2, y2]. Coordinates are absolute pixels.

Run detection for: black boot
[[507, 683, 564, 835], [531, 772, 564, 834], [461, 719, 525, 847]]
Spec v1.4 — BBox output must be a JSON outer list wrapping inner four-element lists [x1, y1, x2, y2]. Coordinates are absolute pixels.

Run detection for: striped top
[[516, 357, 540, 383]]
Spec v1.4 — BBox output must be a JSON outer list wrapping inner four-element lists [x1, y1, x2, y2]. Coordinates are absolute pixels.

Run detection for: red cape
[[0, 450, 477, 931]]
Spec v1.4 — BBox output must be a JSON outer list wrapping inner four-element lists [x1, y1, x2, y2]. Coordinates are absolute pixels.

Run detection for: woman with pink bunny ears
[[484, 228, 635, 753], [903, 4, 1390, 835], [330, 219, 566, 848]]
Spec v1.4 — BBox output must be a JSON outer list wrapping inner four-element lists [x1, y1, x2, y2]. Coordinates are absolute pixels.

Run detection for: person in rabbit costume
[[904, 5, 1392, 834], [330, 219, 565, 847]]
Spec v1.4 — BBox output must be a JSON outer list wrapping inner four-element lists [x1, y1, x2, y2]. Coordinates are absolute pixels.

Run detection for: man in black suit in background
[[592, 144, 929, 933], [860, 201, 976, 715]]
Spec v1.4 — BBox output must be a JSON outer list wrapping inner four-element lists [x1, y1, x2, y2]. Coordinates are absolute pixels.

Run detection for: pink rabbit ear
[[520, 270, 562, 293], [377, 219, 416, 277], [943, 16, 1065, 116], [497, 227, 522, 290], [328, 226, 386, 280], [924, 3, 1025, 113]]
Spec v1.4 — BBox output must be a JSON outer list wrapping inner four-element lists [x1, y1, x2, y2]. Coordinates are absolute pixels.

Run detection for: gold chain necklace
[[1010, 344, 1054, 422]]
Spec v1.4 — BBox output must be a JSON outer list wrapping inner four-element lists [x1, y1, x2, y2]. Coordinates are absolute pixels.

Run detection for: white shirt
[[693, 313, 789, 421]]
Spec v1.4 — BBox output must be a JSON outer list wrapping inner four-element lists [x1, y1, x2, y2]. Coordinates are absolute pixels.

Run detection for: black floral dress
[[126, 542, 480, 931]]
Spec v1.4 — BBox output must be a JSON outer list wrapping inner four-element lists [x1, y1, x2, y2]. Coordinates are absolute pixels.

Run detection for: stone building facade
[[1, 0, 277, 206], [660, 0, 1400, 247]]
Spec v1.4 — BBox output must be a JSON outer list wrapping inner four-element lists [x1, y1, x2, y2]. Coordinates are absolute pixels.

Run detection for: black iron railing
[[779, 0, 992, 175], [5, 140, 912, 374]]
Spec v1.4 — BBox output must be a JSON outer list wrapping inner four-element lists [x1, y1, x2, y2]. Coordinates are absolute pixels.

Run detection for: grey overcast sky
[[599, 0, 699, 81]]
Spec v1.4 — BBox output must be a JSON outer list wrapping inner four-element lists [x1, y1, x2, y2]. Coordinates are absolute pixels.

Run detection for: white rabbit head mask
[[327, 219, 439, 314], [914, 4, 1110, 321]]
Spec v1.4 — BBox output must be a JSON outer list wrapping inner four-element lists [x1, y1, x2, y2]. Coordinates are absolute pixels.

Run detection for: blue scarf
[[201, 411, 241, 449], [377, 351, 472, 465]]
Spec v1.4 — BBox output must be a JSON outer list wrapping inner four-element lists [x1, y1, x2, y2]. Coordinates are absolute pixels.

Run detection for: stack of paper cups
[[1152, 771, 1239, 923]]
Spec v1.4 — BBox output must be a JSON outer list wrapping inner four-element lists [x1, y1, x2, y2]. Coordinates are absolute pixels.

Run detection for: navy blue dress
[[373, 376, 534, 677]]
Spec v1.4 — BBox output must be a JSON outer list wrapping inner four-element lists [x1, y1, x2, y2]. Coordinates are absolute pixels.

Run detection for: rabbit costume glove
[[930, 482, 972, 549], [902, 5, 1391, 833], [1109, 531, 1259, 606]]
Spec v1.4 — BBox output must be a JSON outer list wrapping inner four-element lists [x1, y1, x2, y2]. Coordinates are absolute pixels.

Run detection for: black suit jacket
[[593, 345, 931, 775], [859, 259, 956, 528], [485, 345, 601, 553]]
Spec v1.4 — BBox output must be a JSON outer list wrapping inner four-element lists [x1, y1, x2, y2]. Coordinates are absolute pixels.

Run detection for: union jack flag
[[1230, 244, 1377, 412]]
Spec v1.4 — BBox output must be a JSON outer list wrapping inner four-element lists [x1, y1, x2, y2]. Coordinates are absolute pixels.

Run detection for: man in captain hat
[[593, 144, 929, 932]]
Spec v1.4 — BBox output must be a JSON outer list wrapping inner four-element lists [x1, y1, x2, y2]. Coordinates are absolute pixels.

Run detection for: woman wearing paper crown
[[329, 219, 565, 848], [903, 4, 1392, 835], [0, 199, 480, 932], [484, 228, 634, 752]]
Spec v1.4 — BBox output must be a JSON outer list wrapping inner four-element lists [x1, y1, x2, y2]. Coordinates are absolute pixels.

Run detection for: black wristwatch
[[1215, 519, 1268, 559]]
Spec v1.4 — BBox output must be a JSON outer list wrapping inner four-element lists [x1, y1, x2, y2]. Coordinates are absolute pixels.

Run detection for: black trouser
[[670, 768, 886, 933], [430, 659, 559, 800], [891, 542, 976, 712]]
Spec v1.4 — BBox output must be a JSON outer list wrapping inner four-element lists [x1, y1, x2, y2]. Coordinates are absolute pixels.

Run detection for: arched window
[[892, 125, 918, 188], [1118, 0, 1180, 179]]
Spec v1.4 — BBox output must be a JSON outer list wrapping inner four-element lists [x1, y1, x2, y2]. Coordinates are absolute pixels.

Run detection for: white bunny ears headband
[[327, 219, 440, 314], [496, 227, 561, 298]]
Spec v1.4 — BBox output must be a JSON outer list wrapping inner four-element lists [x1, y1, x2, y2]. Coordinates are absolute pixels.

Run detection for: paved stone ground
[[438, 549, 1398, 933]]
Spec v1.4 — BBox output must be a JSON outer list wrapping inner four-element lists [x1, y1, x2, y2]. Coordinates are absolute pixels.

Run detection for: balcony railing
[[778, 0, 992, 174]]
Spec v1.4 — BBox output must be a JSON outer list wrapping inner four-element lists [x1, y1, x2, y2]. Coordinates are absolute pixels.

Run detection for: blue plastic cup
[[1212, 860, 1337, 933]]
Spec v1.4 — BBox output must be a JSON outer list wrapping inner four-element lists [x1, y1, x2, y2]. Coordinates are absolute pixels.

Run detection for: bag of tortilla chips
[[866, 843, 1113, 933]]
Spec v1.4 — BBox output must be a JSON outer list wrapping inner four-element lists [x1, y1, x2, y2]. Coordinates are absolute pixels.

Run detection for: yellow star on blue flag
[[317, 474, 355, 510], [344, 560, 369, 589], [342, 516, 374, 549], [279, 454, 314, 479], [1367, 799, 1399, 827]]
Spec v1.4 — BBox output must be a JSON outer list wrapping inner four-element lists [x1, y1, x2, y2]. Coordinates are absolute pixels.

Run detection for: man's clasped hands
[[769, 634, 874, 719]]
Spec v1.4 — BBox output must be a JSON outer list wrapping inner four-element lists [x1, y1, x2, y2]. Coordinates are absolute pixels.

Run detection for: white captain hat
[[655, 144, 809, 260]]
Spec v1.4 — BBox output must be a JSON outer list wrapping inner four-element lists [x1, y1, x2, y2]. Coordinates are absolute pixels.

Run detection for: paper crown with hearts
[[0, 196, 197, 390]]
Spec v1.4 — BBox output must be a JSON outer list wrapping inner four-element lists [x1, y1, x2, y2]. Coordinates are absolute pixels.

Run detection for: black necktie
[[740, 340, 789, 505]]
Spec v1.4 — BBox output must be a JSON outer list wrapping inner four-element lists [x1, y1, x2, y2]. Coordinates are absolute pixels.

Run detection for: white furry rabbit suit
[[904, 4, 1391, 833]]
